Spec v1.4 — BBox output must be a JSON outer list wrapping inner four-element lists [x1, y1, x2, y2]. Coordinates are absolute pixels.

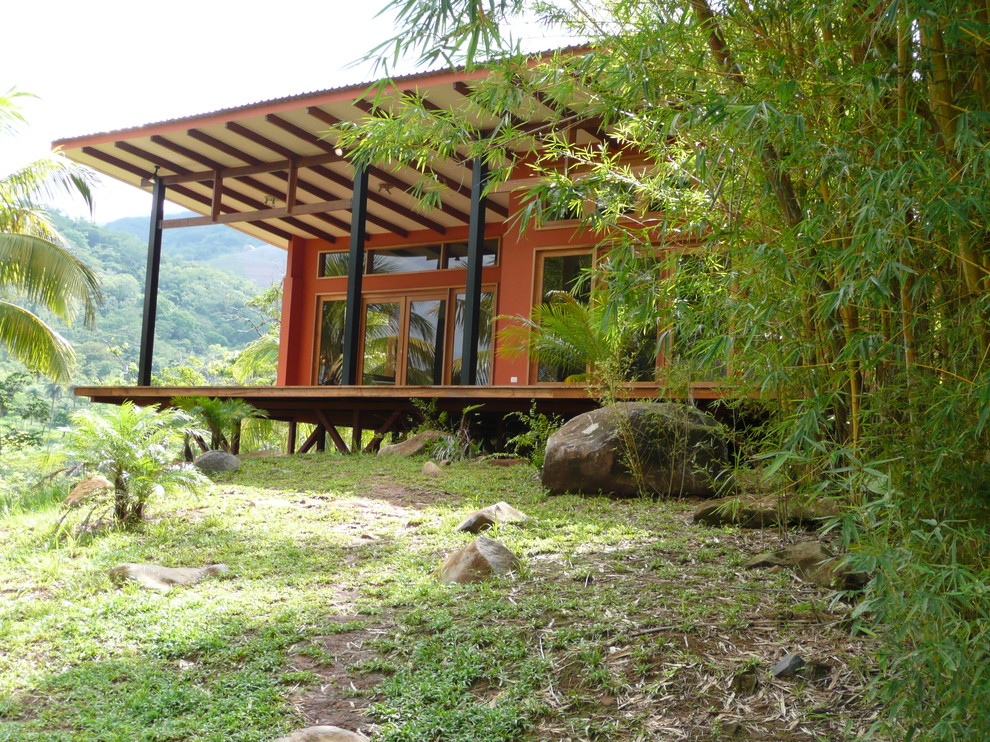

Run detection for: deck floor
[[74, 383, 726, 428]]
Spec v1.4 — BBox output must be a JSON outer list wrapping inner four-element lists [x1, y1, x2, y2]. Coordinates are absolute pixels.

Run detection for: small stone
[[194, 450, 240, 473], [771, 653, 807, 679], [436, 536, 521, 583], [65, 475, 113, 506], [109, 563, 229, 591], [272, 726, 369, 742], [731, 668, 758, 694], [743, 541, 867, 589], [456, 502, 531, 533], [378, 430, 445, 457], [457, 510, 496, 533], [422, 461, 445, 476], [694, 494, 839, 529]]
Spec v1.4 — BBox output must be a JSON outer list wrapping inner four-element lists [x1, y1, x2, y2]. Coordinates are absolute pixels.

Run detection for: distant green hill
[[104, 214, 286, 287], [31, 213, 282, 384]]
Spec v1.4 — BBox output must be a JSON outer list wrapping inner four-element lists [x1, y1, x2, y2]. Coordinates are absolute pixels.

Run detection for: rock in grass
[[194, 450, 240, 473], [436, 536, 521, 583], [456, 502, 531, 533], [744, 541, 868, 589], [378, 430, 444, 457], [542, 402, 730, 497], [272, 727, 369, 742], [422, 461, 445, 476], [693, 494, 838, 529], [771, 653, 807, 679], [109, 563, 229, 591], [65, 475, 113, 506]]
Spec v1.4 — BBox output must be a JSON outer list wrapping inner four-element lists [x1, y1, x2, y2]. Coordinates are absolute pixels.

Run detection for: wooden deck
[[73, 383, 728, 454]]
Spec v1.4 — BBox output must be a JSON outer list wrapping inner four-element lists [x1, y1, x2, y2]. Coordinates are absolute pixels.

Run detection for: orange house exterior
[[58, 60, 721, 452]]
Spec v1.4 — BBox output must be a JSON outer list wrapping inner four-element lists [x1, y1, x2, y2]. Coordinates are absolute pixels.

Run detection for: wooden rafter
[[220, 123, 410, 238], [266, 113, 449, 235], [80, 146, 296, 243], [161, 132, 347, 239], [307, 106, 476, 222]]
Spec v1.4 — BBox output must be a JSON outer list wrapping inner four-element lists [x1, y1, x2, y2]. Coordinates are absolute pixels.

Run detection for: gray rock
[[378, 430, 445, 457], [436, 536, 521, 583], [771, 653, 807, 679], [542, 402, 730, 497], [272, 727, 369, 742], [194, 450, 240, 473], [109, 563, 229, 591], [456, 502, 531, 533], [693, 494, 838, 529]]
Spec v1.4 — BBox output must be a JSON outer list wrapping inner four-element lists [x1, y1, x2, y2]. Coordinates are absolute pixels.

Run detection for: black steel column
[[459, 157, 488, 385], [138, 175, 166, 386], [341, 166, 369, 385]]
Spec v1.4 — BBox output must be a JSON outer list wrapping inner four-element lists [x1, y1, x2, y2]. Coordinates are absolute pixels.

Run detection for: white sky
[[2, 1, 573, 225]]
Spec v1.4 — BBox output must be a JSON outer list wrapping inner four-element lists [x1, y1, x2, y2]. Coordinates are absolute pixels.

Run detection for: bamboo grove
[[337, 1, 990, 736]]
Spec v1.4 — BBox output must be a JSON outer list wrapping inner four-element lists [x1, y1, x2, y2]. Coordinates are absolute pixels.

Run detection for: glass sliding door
[[536, 251, 592, 382], [406, 298, 447, 385], [451, 291, 493, 385], [317, 298, 346, 385], [361, 301, 402, 385]]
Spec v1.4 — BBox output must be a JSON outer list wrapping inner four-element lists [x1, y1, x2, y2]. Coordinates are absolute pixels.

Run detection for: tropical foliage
[[0, 90, 102, 382], [337, 1, 990, 737], [63, 401, 205, 524]]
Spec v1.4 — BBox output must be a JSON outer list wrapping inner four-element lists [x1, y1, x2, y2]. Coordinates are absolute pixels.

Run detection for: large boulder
[[378, 430, 445, 457], [541, 402, 730, 497], [194, 450, 240, 473]]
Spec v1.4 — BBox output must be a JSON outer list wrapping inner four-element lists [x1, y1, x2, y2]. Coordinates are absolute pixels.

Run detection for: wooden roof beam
[[266, 114, 449, 235], [306, 106, 491, 223], [162, 197, 350, 230], [148, 135, 340, 243], [82, 147, 298, 243], [222, 122, 409, 238], [171, 132, 351, 236], [140, 152, 345, 186]]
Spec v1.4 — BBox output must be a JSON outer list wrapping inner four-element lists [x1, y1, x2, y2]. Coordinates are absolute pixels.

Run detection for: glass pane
[[362, 302, 401, 385], [317, 299, 346, 385], [538, 253, 592, 382], [368, 244, 442, 274], [318, 252, 350, 277], [451, 292, 493, 385], [443, 239, 499, 269], [406, 299, 447, 385]]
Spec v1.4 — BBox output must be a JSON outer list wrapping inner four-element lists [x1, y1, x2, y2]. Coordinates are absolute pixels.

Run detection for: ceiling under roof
[[54, 63, 606, 249]]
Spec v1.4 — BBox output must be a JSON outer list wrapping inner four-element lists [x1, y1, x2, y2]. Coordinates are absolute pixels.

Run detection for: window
[[317, 239, 499, 278]]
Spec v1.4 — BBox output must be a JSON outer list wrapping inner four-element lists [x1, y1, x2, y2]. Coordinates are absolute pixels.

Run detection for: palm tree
[[498, 292, 658, 386], [0, 90, 102, 383]]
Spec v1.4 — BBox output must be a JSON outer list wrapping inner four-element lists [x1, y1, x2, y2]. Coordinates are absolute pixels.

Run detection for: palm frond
[[0, 300, 75, 382], [0, 232, 103, 326]]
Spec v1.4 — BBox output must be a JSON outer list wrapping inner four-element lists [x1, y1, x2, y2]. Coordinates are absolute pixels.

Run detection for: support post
[[287, 421, 297, 455], [460, 157, 488, 385], [138, 175, 166, 386], [341, 166, 369, 386]]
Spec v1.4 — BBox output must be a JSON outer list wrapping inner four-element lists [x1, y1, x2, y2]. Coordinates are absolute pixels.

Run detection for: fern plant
[[63, 402, 205, 524]]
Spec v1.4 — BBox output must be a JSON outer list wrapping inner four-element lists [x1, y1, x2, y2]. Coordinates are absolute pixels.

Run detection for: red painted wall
[[277, 193, 601, 387]]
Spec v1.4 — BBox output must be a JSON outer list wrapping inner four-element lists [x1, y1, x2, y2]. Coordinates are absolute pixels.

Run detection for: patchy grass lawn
[[0, 454, 881, 741]]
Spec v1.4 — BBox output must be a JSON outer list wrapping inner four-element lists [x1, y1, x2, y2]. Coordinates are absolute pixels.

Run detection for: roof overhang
[[54, 58, 606, 249]]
